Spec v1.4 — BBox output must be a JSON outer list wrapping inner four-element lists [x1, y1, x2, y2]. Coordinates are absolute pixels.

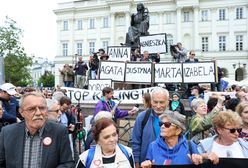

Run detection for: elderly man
[[132, 87, 170, 168], [46, 99, 61, 122], [0, 92, 74, 168]]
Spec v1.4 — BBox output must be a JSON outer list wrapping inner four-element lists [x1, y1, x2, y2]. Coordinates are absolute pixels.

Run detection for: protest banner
[[62, 87, 156, 104], [88, 79, 112, 91], [107, 46, 131, 61], [99, 61, 125, 82], [152, 158, 248, 168], [154, 63, 182, 83], [183, 62, 216, 83], [125, 62, 152, 83], [140, 33, 167, 54]]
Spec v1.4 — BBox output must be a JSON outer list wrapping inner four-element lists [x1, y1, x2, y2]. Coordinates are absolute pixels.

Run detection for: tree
[[0, 16, 32, 86], [38, 71, 55, 87]]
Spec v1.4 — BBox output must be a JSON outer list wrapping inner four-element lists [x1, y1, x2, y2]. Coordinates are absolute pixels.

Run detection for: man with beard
[[0, 92, 74, 168], [132, 87, 170, 168]]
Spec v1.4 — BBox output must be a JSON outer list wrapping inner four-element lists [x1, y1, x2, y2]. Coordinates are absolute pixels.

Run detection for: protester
[[132, 87, 170, 167], [59, 64, 74, 87], [169, 92, 185, 115], [142, 92, 151, 109], [185, 50, 199, 63], [74, 56, 89, 88], [236, 102, 248, 142], [46, 98, 61, 122], [236, 90, 248, 102], [88, 53, 99, 80], [94, 87, 137, 121], [198, 111, 248, 158], [0, 102, 4, 132], [76, 118, 135, 168], [188, 86, 204, 109], [172, 42, 187, 63], [0, 92, 74, 167], [189, 96, 225, 144], [141, 112, 218, 167]]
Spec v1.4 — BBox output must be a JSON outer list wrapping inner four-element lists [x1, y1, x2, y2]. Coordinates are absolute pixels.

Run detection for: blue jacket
[[146, 136, 199, 165], [0, 97, 17, 125], [132, 110, 157, 163], [197, 135, 248, 157]]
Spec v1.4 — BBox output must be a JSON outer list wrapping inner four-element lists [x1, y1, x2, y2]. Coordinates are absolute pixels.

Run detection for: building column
[[125, 11, 130, 33], [96, 17, 101, 50], [159, 12, 164, 32], [110, 12, 115, 45], [193, 6, 199, 50], [176, 7, 182, 43], [229, 7, 235, 51], [211, 8, 217, 51]]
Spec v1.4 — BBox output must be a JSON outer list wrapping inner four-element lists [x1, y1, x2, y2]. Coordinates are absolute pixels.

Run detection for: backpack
[[85, 143, 131, 168], [141, 108, 152, 137]]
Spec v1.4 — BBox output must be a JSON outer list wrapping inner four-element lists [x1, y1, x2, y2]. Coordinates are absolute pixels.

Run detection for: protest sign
[[183, 62, 216, 83], [125, 62, 152, 83], [99, 61, 125, 82], [154, 63, 182, 83], [107, 46, 131, 61], [140, 33, 167, 54], [88, 79, 112, 91], [62, 87, 156, 104]]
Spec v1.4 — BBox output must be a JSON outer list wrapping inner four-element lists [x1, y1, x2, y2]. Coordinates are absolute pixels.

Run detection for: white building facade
[[54, 0, 248, 85]]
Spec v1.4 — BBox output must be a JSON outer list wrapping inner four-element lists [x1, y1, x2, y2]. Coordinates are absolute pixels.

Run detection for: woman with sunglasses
[[198, 111, 248, 158], [141, 112, 218, 167], [236, 102, 248, 142]]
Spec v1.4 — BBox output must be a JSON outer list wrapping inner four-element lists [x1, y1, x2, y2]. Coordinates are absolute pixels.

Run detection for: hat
[[171, 92, 180, 98], [0, 83, 17, 95], [160, 111, 186, 131]]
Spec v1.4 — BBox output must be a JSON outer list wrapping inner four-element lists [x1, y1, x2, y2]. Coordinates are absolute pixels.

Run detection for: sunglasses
[[223, 127, 242, 134], [159, 122, 176, 128]]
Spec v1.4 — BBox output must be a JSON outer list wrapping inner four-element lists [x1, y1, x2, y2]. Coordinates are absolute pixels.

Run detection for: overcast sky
[[0, 0, 68, 61]]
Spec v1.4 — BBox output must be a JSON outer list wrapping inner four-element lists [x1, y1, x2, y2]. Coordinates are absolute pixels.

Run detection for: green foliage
[[0, 16, 32, 86], [38, 71, 55, 87]]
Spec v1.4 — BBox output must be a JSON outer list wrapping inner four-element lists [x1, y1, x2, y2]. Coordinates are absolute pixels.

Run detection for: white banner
[[62, 87, 156, 104], [88, 79, 112, 91], [107, 46, 131, 61], [99, 61, 125, 82], [183, 62, 215, 83], [155, 63, 182, 83], [140, 34, 167, 54], [125, 62, 152, 83]]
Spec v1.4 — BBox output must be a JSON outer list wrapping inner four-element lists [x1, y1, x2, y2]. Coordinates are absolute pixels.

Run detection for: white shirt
[[212, 141, 245, 158]]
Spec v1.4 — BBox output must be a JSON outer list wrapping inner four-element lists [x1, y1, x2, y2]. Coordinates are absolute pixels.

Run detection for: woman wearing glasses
[[141, 112, 218, 167], [198, 111, 248, 158]]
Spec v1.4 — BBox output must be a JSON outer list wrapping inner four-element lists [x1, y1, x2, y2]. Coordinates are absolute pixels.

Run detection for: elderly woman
[[76, 118, 135, 168], [141, 112, 217, 167], [189, 96, 225, 144], [236, 102, 248, 142], [198, 111, 248, 158]]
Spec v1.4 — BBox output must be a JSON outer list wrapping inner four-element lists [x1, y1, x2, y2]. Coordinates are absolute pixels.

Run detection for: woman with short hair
[[198, 111, 248, 158], [236, 102, 248, 142], [76, 118, 135, 168]]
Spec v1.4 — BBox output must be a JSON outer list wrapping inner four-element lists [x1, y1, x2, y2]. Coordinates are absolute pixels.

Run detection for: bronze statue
[[126, 3, 149, 48]]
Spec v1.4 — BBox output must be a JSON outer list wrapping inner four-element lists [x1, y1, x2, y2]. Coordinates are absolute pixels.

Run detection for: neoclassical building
[[54, 0, 248, 85]]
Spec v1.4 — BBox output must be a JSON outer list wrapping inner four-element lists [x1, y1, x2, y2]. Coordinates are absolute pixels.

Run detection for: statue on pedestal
[[125, 3, 149, 48]]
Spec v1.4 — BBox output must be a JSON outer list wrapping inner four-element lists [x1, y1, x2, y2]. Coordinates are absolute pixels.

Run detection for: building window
[[89, 18, 95, 29], [166, 35, 173, 53], [63, 20, 68, 31], [89, 42, 95, 54], [165, 12, 172, 24], [62, 43, 68, 56], [201, 10, 208, 21], [183, 11, 190, 22], [116, 15, 125, 26], [236, 35, 243, 51], [77, 19, 83, 30], [236, 7, 243, 19], [219, 9, 226, 20], [77, 43, 83, 56], [150, 13, 158, 24], [201, 37, 209, 52], [102, 41, 109, 52], [103, 17, 109, 28], [219, 36, 226, 51]]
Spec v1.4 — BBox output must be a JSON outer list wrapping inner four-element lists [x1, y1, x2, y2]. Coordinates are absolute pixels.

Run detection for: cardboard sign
[[107, 46, 131, 61], [99, 61, 125, 82], [154, 63, 182, 83], [140, 34, 167, 54], [88, 79, 112, 91]]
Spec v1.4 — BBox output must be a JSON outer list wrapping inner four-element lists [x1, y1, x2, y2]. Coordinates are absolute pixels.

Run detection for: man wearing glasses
[[46, 99, 61, 122], [185, 50, 199, 63], [0, 92, 74, 168]]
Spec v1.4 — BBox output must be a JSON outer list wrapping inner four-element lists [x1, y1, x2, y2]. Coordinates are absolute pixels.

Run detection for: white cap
[[0, 83, 17, 95]]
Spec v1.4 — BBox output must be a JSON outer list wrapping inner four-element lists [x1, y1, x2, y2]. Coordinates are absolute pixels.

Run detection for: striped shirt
[[23, 126, 44, 168]]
